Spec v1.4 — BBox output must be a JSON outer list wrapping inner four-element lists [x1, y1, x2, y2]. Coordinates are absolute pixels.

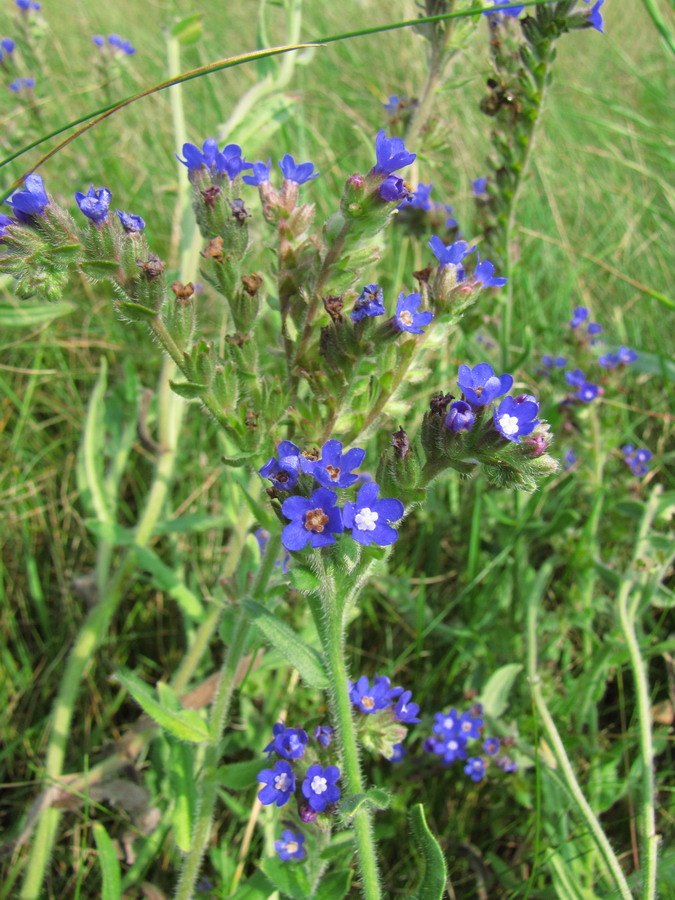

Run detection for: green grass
[[1, 1, 673, 898]]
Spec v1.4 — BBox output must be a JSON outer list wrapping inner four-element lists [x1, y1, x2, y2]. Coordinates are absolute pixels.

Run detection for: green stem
[[526, 568, 634, 900], [174, 534, 282, 900], [320, 572, 381, 900]]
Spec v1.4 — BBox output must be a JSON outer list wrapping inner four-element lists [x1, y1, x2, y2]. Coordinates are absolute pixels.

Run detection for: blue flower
[[623, 446, 653, 478], [617, 346, 638, 364], [371, 129, 416, 176], [587, 0, 605, 33], [569, 306, 589, 329], [457, 362, 513, 407], [0, 213, 14, 240], [275, 830, 305, 861], [6, 174, 49, 220], [493, 394, 540, 442], [259, 440, 301, 491], [115, 209, 145, 233], [441, 204, 458, 228], [349, 674, 401, 713], [16, 0, 40, 9], [458, 712, 483, 740], [264, 723, 308, 760], [388, 743, 406, 762], [587, 322, 603, 336], [352, 284, 386, 323], [394, 292, 433, 335], [302, 764, 340, 812], [482, 1, 524, 17], [472, 255, 507, 288], [435, 733, 468, 764], [176, 137, 220, 171], [379, 174, 410, 202], [75, 185, 112, 226], [576, 382, 599, 403], [393, 690, 420, 724], [383, 95, 405, 115], [565, 368, 586, 388], [497, 755, 518, 773], [428, 235, 473, 269], [542, 355, 567, 369], [215, 144, 252, 180], [563, 449, 577, 470], [445, 400, 475, 433], [9, 77, 35, 93], [464, 757, 486, 782], [242, 159, 271, 186], [403, 183, 433, 211], [92, 35, 105, 47], [483, 737, 500, 756], [343, 482, 404, 547], [433, 709, 460, 736], [305, 439, 366, 489], [598, 353, 618, 368], [258, 760, 295, 807], [279, 154, 318, 185], [314, 725, 333, 747], [2, 38, 16, 53], [281, 487, 343, 551], [472, 176, 488, 196], [634, 449, 652, 463]]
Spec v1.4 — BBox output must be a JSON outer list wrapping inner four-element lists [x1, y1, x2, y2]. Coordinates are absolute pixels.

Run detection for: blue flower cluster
[[349, 674, 419, 761], [16, 0, 41, 11], [0, 37, 15, 62], [569, 305, 602, 338], [350, 284, 434, 334], [258, 439, 405, 553], [92, 33, 136, 55], [177, 138, 253, 180], [428, 235, 507, 289], [622, 446, 653, 478], [8, 77, 35, 94], [423, 702, 516, 782]]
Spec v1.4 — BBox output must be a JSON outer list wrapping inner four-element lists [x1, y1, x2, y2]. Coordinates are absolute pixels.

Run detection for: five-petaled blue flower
[[483, 737, 500, 756], [473, 255, 507, 288], [435, 733, 468, 764], [258, 759, 295, 807], [216, 144, 252, 180], [275, 829, 305, 861], [259, 440, 301, 492], [352, 284, 386, 323], [464, 757, 486, 782], [177, 137, 220, 170], [394, 292, 433, 335], [343, 482, 404, 547], [457, 362, 513, 407], [458, 711, 483, 740], [303, 439, 366, 489], [75, 185, 112, 226], [379, 174, 410, 202], [493, 394, 540, 442], [349, 674, 402, 713], [264, 723, 308, 760], [576, 382, 599, 403], [371, 129, 416, 176], [281, 487, 344, 551], [428, 235, 474, 269], [116, 209, 145, 233], [279, 154, 319, 185], [569, 306, 589, 329], [242, 159, 271, 186], [445, 400, 475, 433], [314, 725, 333, 747], [6, 174, 49, 220], [565, 368, 586, 388], [394, 690, 421, 724], [302, 764, 340, 812], [433, 708, 460, 736], [617, 346, 638, 364]]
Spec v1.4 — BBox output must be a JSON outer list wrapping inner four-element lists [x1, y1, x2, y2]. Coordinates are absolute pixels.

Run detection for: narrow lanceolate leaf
[[0, 300, 74, 327], [169, 380, 209, 400], [92, 823, 122, 900], [241, 597, 328, 688], [112, 668, 210, 743], [409, 804, 447, 900], [478, 662, 523, 718]]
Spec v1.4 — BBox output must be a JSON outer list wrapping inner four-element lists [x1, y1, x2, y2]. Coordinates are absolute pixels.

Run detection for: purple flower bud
[[378, 174, 410, 202], [445, 400, 475, 433], [299, 804, 318, 823], [116, 209, 145, 233]]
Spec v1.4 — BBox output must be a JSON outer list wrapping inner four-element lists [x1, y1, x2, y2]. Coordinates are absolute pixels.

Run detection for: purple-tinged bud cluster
[[425, 702, 516, 782], [622, 445, 653, 478], [348, 674, 419, 760], [258, 440, 405, 553], [75, 185, 112, 227]]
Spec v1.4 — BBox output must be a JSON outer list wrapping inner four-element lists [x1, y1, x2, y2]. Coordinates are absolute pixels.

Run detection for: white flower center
[[498, 413, 519, 436], [285, 840, 299, 854], [355, 507, 378, 531], [362, 696, 375, 710], [311, 775, 328, 795], [461, 721, 471, 732], [443, 716, 455, 730], [399, 310, 414, 326], [447, 740, 458, 752], [274, 772, 290, 792]]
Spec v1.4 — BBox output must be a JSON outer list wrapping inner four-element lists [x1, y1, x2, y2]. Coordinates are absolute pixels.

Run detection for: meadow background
[[1, 0, 673, 898]]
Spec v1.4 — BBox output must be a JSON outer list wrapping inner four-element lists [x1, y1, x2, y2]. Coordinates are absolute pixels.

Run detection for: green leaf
[[92, 823, 122, 900], [169, 380, 209, 399], [169, 741, 197, 852], [290, 565, 321, 594], [260, 857, 311, 900], [217, 758, 265, 790], [239, 483, 278, 532], [614, 500, 645, 519], [115, 300, 159, 323], [339, 788, 390, 818], [593, 560, 624, 592], [171, 12, 203, 43], [0, 300, 74, 327], [80, 259, 122, 278], [241, 597, 328, 688], [409, 804, 447, 900], [153, 512, 231, 534], [112, 668, 210, 743], [134, 545, 204, 618], [312, 869, 353, 900], [227, 870, 275, 900], [479, 663, 523, 718]]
